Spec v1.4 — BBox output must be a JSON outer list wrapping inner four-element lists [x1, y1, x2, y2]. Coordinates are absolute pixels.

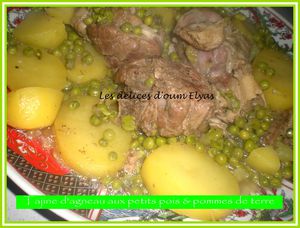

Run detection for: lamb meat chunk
[[175, 9, 226, 51], [71, 8, 91, 39], [175, 9, 252, 87], [115, 58, 215, 137], [83, 8, 164, 68]]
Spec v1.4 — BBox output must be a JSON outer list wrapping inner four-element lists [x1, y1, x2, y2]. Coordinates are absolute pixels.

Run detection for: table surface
[[7, 7, 293, 222]]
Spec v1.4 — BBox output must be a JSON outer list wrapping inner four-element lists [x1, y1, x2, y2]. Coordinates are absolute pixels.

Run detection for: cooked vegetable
[[253, 49, 293, 111], [8, 48, 68, 90], [14, 12, 67, 49], [150, 8, 177, 30], [141, 143, 240, 220], [45, 7, 75, 24], [54, 96, 131, 177], [246, 146, 281, 175], [67, 44, 108, 83], [8, 87, 63, 129]]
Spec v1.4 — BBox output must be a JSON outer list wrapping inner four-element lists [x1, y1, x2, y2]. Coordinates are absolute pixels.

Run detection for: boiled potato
[[253, 49, 293, 111], [8, 48, 68, 90], [14, 12, 67, 49], [246, 146, 281, 175], [45, 7, 75, 24], [67, 44, 108, 83], [8, 87, 63, 129], [141, 143, 240, 221], [54, 96, 131, 178]]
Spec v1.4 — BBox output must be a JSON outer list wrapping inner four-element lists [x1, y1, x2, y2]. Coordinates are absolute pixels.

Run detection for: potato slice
[[54, 96, 131, 178], [67, 44, 108, 83], [14, 12, 67, 49], [141, 143, 240, 221], [8, 48, 68, 90], [253, 49, 293, 111], [8, 87, 63, 129], [246, 146, 281, 175], [45, 7, 75, 24]]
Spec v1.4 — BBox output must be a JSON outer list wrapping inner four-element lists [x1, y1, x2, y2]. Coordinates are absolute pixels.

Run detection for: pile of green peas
[[52, 26, 94, 70], [256, 61, 276, 91], [84, 8, 114, 26]]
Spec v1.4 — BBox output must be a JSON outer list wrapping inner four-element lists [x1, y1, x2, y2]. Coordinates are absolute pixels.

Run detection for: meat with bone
[[74, 8, 164, 68], [174, 9, 252, 86], [115, 58, 215, 137]]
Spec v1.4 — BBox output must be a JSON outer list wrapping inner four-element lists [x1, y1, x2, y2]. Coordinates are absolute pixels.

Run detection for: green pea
[[90, 114, 102, 126], [286, 128, 293, 138], [255, 128, 265, 137], [156, 137, 166, 146], [282, 167, 293, 179], [99, 138, 108, 147], [235, 117, 246, 128], [208, 148, 219, 157], [244, 139, 256, 152], [208, 128, 223, 140], [261, 121, 270, 131], [103, 129, 115, 141], [239, 130, 250, 140], [266, 67, 275, 76], [68, 31, 79, 41], [144, 15, 153, 26], [136, 9, 145, 18], [95, 103, 111, 116], [195, 142, 205, 153], [74, 45, 83, 54], [143, 137, 156, 150], [23, 47, 34, 56], [133, 26, 142, 35], [120, 22, 132, 33], [74, 39, 83, 46], [211, 138, 224, 151], [232, 147, 244, 160], [250, 133, 259, 143], [227, 124, 239, 136], [269, 177, 281, 188], [8, 46, 17, 55], [52, 49, 62, 57], [89, 79, 101, 88], [259, 80, 270, 90], [256, 109, 266, 120], [121, 115, 136, 131], [108, 151, 118, 161], [259, 176, 269, 187], [215, 154, 228, 166], [229, 157, 240, 167], [167, 137, 177, 144], [111, 179, 122, 190], [81, 54, 94, 65], [88, 87, 100, 97], [59, 44, 69, 55], [70, 87, 81, 96], [257, 62, 268, 70], [68, 100, 80, 110], [84, 17, 94, 25], [64, 40, 73, 48], [130, 140, 140, 148], [145, 76, 155, 88], [137, 135, 145, 144], [185, 135, 196, 145]]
